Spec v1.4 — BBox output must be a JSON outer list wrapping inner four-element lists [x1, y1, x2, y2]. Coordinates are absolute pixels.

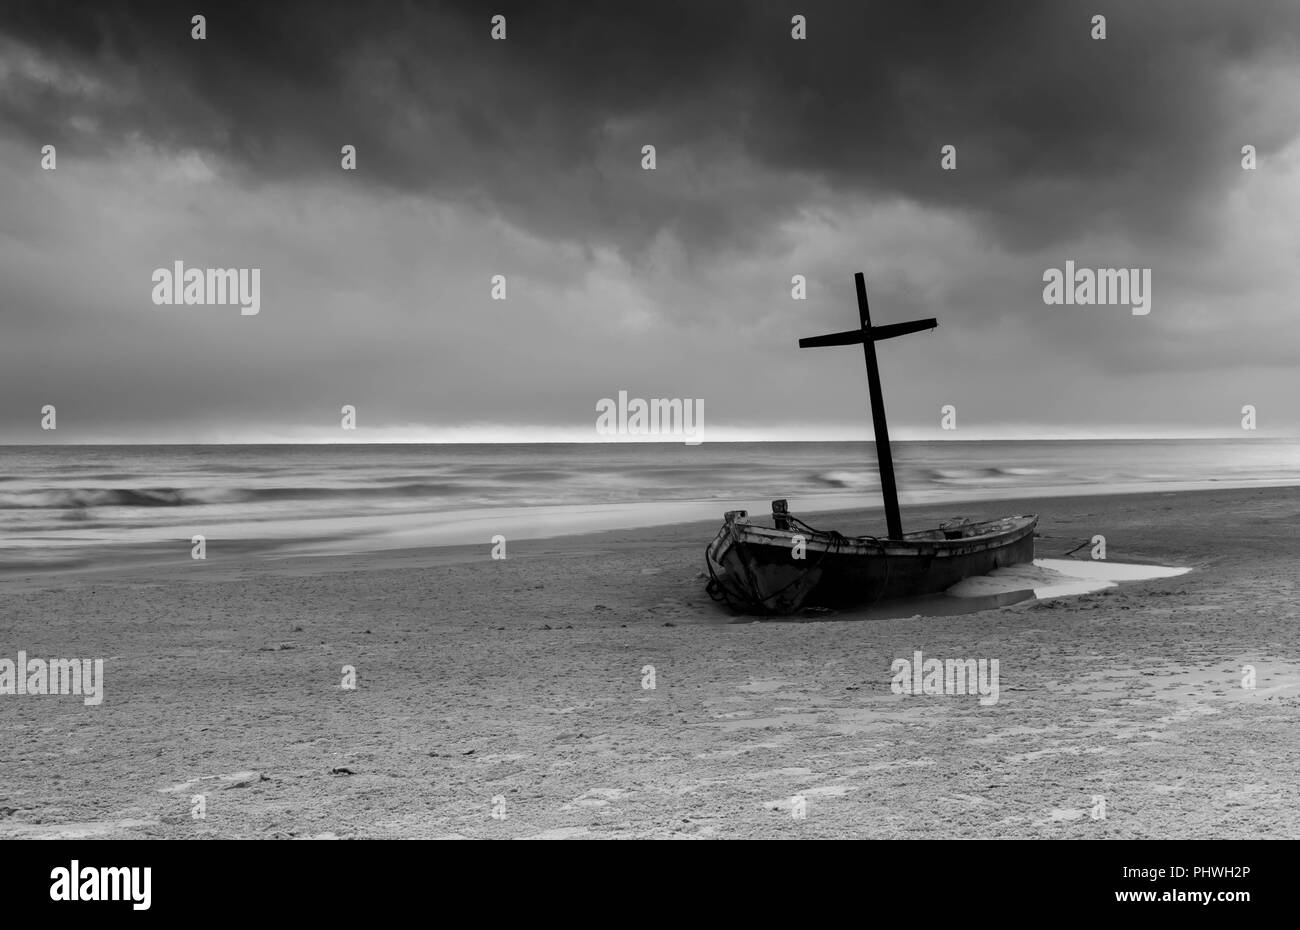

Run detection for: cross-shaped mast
[[798, 273, 937, 540]]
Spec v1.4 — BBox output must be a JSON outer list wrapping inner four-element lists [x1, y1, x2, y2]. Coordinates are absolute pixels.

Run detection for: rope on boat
[[1062, 538, 1090, 557], [706, 515, 893, 614]]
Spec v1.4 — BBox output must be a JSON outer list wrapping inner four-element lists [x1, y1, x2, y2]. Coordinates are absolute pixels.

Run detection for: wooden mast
[[798, 272, 936, 540]]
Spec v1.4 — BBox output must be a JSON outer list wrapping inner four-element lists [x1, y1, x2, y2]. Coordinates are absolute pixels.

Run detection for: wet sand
[[1, 484, 1298, 838]]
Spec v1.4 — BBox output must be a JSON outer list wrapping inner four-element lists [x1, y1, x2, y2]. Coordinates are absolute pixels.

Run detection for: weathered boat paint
[[706, 509, 1038, 613]]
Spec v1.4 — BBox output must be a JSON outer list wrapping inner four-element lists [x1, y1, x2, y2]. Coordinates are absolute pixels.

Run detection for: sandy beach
[[2, 484, 1298, 839]]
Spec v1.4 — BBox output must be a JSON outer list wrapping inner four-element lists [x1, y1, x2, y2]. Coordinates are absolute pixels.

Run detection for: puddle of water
[[947, 558, 1190, 599], [735, 558, 1189, 622]]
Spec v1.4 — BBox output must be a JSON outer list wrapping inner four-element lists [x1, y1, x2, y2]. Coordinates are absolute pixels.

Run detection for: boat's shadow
[[710, 588, 1038, 624]]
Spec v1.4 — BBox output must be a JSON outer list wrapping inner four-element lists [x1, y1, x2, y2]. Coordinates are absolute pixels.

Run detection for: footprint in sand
[[158, 771, 265, 793], [563, 787, 628, 810], [520, 826, 590, 839], [763, 784, 856, 811], [1, 818, 158, 839], [1046, 808, 1087, 822]]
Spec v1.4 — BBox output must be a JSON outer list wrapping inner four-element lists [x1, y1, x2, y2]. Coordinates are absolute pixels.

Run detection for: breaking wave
[[0, 484, 462, 510]]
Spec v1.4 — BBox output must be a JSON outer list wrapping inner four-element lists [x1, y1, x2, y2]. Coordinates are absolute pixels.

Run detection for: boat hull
[[706, 512, 1038, 614]]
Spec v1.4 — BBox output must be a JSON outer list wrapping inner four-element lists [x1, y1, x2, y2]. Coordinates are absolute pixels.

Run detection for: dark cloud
[[3, 1, 1299, 257], [1, 1, 1298, 441]]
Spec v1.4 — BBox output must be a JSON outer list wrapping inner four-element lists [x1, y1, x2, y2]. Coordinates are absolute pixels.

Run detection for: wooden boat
[[706, 506, 1038, 614], [704, 272, 1037, 614]]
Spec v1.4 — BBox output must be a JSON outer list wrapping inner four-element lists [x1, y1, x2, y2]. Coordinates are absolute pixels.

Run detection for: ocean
[[1, 439, 1296, 570]]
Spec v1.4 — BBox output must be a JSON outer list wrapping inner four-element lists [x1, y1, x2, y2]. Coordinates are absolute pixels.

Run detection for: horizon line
[[1, 434, 1292, 447]]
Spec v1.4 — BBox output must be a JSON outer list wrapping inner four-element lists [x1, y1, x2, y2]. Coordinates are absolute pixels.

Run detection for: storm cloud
[[1, 0, 1298, 441]]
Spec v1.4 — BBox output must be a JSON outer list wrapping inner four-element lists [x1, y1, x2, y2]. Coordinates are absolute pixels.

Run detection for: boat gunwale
[[723, 514, 1038, 557]]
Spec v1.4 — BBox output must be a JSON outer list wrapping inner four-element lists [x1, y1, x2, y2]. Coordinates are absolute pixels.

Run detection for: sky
[[1, 0, 1298, 443]]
